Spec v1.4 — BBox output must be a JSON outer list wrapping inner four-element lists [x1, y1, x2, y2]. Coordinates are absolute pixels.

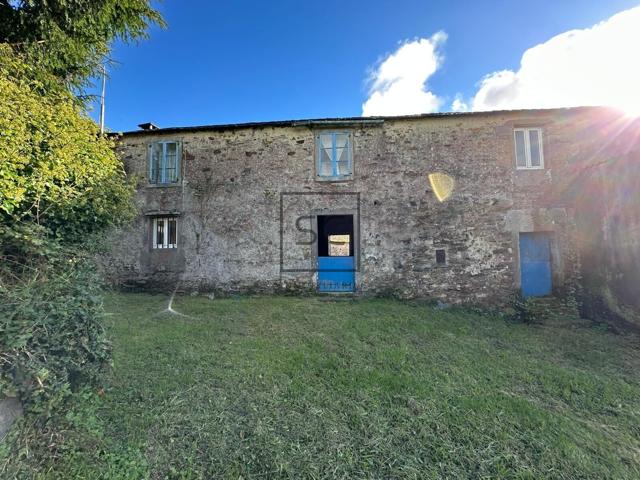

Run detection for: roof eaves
[[112, 106, 604, 137]]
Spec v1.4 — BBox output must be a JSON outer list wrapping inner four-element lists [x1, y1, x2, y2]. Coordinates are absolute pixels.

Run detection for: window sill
[[515, 166, 545, 171], [145, 182, 182, 188], [315, 176, 353, 183]]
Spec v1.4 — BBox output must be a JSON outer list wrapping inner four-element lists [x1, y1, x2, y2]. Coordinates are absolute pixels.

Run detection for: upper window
[[152, 216, 177, 249], [316, 132, 352, 180], [149, 141, 181, 184], [514, 128, 544, 169]]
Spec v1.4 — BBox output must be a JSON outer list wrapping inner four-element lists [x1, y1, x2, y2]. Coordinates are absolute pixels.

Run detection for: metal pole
[[99, 64, 106, 134]]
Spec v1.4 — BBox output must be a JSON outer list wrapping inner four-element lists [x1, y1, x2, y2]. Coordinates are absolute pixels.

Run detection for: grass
[[15, 294, 640, 478]]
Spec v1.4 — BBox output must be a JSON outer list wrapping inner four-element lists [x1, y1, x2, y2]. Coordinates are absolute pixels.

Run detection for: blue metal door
[[318, 256, 355, 292], [519, 232, 552, 297]]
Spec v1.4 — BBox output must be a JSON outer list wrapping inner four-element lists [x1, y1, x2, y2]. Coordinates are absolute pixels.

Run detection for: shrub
[[0, 252, 110, 418], [0, 43, 131, 424], [512, 292, 536, 324]]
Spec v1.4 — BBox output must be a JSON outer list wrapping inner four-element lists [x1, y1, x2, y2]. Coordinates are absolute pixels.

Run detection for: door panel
[[520, 232, 552, 297], [318, 256, 355, 292]]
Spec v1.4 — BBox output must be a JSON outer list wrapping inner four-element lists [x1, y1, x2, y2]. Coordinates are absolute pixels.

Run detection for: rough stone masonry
[[102, 107, 640, 312]]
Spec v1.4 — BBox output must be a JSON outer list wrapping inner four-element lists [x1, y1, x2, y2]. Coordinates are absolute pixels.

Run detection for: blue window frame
[[149, 141, 181, 184], [316, 132, 353, 180]]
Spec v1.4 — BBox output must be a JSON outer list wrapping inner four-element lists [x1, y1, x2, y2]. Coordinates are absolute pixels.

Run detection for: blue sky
[[91, 0, 640, 132]]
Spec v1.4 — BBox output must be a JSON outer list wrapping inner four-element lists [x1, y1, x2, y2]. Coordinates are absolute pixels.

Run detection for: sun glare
[[605, 29, 640, 117], [615, 101, 640, 118], [428, 173, 455, 202]]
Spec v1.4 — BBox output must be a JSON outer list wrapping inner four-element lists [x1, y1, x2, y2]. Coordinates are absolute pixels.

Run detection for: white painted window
[[316, 132, 353, 180], [149, 141, 180, 184], [514, 128, 544, 169], [152, 217, 177, 249]]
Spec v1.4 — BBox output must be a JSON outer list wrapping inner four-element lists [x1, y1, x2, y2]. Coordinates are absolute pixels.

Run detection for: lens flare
[[428, 173, 455, 202]]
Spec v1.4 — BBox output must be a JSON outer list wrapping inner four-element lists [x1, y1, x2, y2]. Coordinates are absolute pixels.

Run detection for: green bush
[[0, 43, 131, 424], [0, 252, 110, 418], [512, 292, 535, 324], [0, 45, 136, 254]]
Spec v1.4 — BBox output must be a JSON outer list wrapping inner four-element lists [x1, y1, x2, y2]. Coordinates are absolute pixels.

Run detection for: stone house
[[104, 106, 640, 310]]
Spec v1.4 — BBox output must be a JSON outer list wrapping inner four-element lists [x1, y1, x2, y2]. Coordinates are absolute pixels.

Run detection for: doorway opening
[[317, 215, 355, 292]]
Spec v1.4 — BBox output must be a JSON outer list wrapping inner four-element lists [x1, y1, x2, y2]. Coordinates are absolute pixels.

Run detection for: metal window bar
[[152, 217, 178, 249]]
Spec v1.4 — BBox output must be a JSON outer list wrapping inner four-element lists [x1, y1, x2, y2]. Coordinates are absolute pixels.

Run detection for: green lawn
[[36, 294, 640, 478]]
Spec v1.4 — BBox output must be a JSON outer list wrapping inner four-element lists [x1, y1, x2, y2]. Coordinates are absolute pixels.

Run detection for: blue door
[[318, 256, 355, 292], [519, 232, 552, 297]]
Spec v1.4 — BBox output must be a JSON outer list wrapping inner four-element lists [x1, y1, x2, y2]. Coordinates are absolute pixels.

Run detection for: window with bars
[[149, 141, 181, 184], [152, 217, 177, 249], [514, 128, 544, 169], [316, 132, 353, 180]]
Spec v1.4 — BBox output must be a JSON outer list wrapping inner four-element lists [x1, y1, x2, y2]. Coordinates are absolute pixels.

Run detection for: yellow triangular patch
[[428, 173, 455, 202]]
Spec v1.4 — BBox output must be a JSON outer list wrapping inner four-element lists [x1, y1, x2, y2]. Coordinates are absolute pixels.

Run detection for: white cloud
[[469, 6, 640, 114], [451, 94, 469, 112], [362, 32, 446, 116]]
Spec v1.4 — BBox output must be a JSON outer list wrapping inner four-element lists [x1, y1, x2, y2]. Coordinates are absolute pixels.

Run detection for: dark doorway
[[317, 215, 354, 257]]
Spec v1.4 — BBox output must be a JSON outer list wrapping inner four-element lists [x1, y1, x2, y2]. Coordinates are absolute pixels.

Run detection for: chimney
[[138, 122, 159, 131]]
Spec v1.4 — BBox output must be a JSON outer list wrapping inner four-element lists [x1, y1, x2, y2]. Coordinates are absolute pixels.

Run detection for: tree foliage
[[0, 45, 133, 425], [0, 45, 135, 256], [0, 0, 164, 88], [0, 3, 158, 473]]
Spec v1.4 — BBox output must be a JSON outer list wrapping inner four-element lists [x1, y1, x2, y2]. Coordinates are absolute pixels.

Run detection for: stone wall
[[102, 108, 612, 306]]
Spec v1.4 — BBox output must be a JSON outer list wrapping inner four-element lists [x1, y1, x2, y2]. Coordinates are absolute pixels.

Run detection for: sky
[[90, 0, 640, 132]]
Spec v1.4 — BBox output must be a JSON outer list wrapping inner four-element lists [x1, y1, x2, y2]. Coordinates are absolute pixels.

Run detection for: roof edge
[[111, 106, 610, 137]]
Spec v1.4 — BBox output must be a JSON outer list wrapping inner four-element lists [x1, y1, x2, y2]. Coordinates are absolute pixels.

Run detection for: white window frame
[[152, 217, 177, 249], [149, 141, 181, 184], [315, 131, 353, 181], [514, 128, 544, 170]]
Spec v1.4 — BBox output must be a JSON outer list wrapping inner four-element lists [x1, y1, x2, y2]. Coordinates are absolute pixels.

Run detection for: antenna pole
[[99, 64, 106, 134]]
